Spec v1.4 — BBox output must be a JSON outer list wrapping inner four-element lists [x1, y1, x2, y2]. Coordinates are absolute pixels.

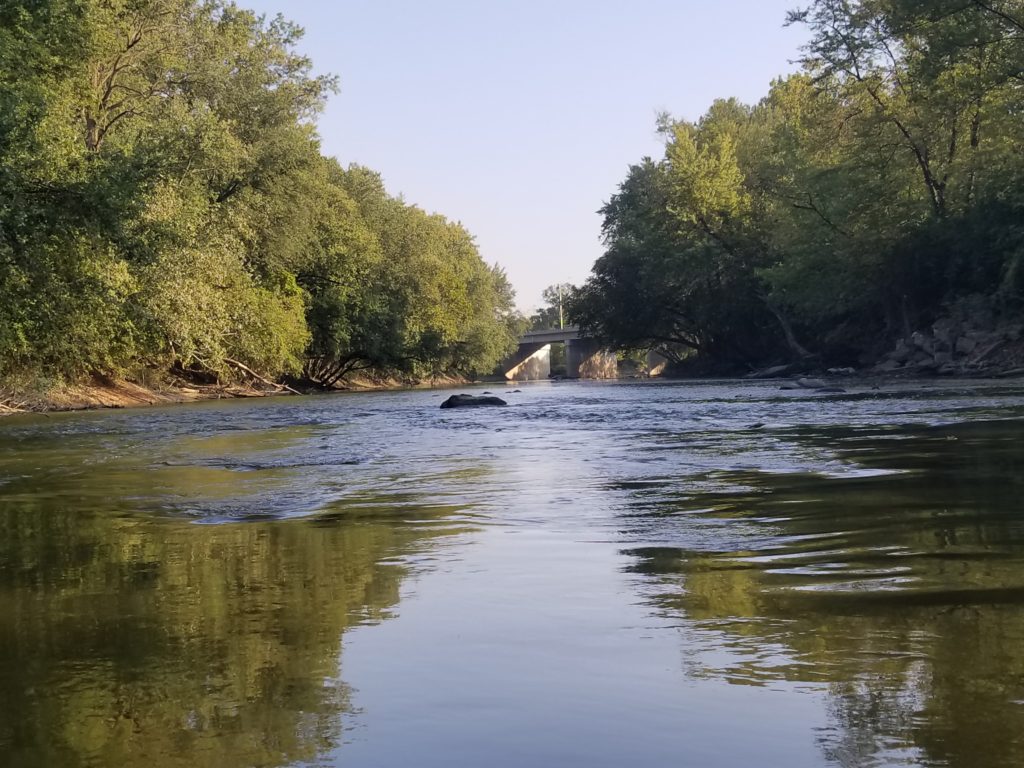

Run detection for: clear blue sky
[[241, 1, 807, 312]]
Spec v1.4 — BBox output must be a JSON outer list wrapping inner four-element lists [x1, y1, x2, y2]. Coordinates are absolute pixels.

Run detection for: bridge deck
[[519, 326, 581, 344]]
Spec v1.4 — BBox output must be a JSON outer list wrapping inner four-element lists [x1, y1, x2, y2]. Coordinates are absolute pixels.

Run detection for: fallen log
[[994, 367, 1024, 378]]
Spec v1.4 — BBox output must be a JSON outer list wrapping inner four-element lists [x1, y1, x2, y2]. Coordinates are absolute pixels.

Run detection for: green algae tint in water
[[1, 380, 1024, 767]]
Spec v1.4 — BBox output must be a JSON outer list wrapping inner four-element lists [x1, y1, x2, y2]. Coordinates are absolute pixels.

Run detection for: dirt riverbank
[[0, 372, 474, 416]]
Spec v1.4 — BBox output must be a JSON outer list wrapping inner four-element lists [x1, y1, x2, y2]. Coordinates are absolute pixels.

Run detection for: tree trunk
[[761, 297, 814, 359]]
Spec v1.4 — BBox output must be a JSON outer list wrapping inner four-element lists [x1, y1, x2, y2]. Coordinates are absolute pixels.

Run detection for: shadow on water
[[621, 417, 1024, 768]]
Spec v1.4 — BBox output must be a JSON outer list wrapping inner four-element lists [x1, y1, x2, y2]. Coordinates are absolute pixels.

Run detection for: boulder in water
[[439, 394, 507, 409]]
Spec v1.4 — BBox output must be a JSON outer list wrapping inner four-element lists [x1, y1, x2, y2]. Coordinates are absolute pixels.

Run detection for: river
[[1, 379, 1024, 767]]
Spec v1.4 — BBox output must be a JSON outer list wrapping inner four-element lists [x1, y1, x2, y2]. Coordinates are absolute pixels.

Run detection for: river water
[[2, 379, 1024, 767]]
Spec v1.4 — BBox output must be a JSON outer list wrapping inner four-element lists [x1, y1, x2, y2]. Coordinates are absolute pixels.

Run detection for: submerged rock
[[796, 377, 829, 389], [746, 364, 793, 379], [782, 380, 846, 393], [439, 394, 507, 409]]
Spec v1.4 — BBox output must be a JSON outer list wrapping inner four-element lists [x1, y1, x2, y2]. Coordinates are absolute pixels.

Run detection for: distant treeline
[[0, 0, 522, 388], [570, 0, 1024, 371]]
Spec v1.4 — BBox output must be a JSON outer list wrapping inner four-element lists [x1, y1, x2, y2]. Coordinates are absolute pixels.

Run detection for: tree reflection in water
[[0, 494, 469, 768], [623, 419, 1024, 768]]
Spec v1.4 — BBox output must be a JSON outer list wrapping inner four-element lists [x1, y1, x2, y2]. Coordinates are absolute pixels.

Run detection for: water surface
[[2, 379, 1024, 767]]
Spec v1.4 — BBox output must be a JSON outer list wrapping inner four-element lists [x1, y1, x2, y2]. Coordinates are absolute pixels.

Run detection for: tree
[[529, 283, 574, 331], [0, 0, 518, 389], [574, 2, 1024, 371]]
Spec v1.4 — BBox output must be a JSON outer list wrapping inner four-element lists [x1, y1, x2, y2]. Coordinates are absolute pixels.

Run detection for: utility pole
[[558, 284, 564, 329]]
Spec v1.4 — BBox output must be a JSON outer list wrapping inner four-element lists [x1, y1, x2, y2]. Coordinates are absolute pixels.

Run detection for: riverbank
[[673, 324, 1024, 382], [0, 376, 285, 415], [0, 371, 474, 416], [5, 350, 1022, 418]]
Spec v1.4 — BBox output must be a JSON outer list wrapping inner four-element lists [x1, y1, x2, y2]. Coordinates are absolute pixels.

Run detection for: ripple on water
[[3, 379, 1024, 768]]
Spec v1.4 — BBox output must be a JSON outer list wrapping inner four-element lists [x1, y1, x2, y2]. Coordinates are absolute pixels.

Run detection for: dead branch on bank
[[223, 358, 303, 396], [0, 392, 29, 413]]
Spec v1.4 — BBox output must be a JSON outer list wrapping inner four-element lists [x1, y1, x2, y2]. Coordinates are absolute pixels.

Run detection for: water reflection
[[3, 381, 1024, 767], [0, 494, 468, 767], [625, 418, 1024, 768]]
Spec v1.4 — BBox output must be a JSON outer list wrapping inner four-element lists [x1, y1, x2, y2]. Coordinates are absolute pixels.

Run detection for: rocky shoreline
[[874, 317, 1024, 377]]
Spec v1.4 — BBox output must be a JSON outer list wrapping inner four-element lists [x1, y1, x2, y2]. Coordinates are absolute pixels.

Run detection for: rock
[[934, 351, 953, 365], [911, 331, 934, 355], [796, 377, 828, 389], [816, 386, 847, 394], [439, 394, 508, 409], [827, 367, 856, 375], [888, 340, 913, 363], [938, 363, 959, 375], [955, 336, 978, 356], [932, 319, 958, 349], [877, 359, 902, 372]]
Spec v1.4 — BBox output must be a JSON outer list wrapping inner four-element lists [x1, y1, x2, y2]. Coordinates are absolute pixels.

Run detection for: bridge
[[502, 326, 618, 381]]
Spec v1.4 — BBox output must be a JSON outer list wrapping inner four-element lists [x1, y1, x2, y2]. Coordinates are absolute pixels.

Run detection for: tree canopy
[[0, 0, 521, 388], [570, 0, 1024, 371]]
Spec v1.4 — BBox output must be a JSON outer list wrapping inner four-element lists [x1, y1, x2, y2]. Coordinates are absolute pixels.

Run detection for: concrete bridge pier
[[505, 326, 617, 380], [503, 343, 551, 381], [646, 350, 668, 377], [566, 338, 618, 379]]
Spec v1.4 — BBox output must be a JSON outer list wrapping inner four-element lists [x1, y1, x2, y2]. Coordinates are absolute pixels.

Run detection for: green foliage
[[0, 0, 516, 387], [572, 1, 1024, 369], [528, 283, 573, 331], [298, 165, 520, 385]]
